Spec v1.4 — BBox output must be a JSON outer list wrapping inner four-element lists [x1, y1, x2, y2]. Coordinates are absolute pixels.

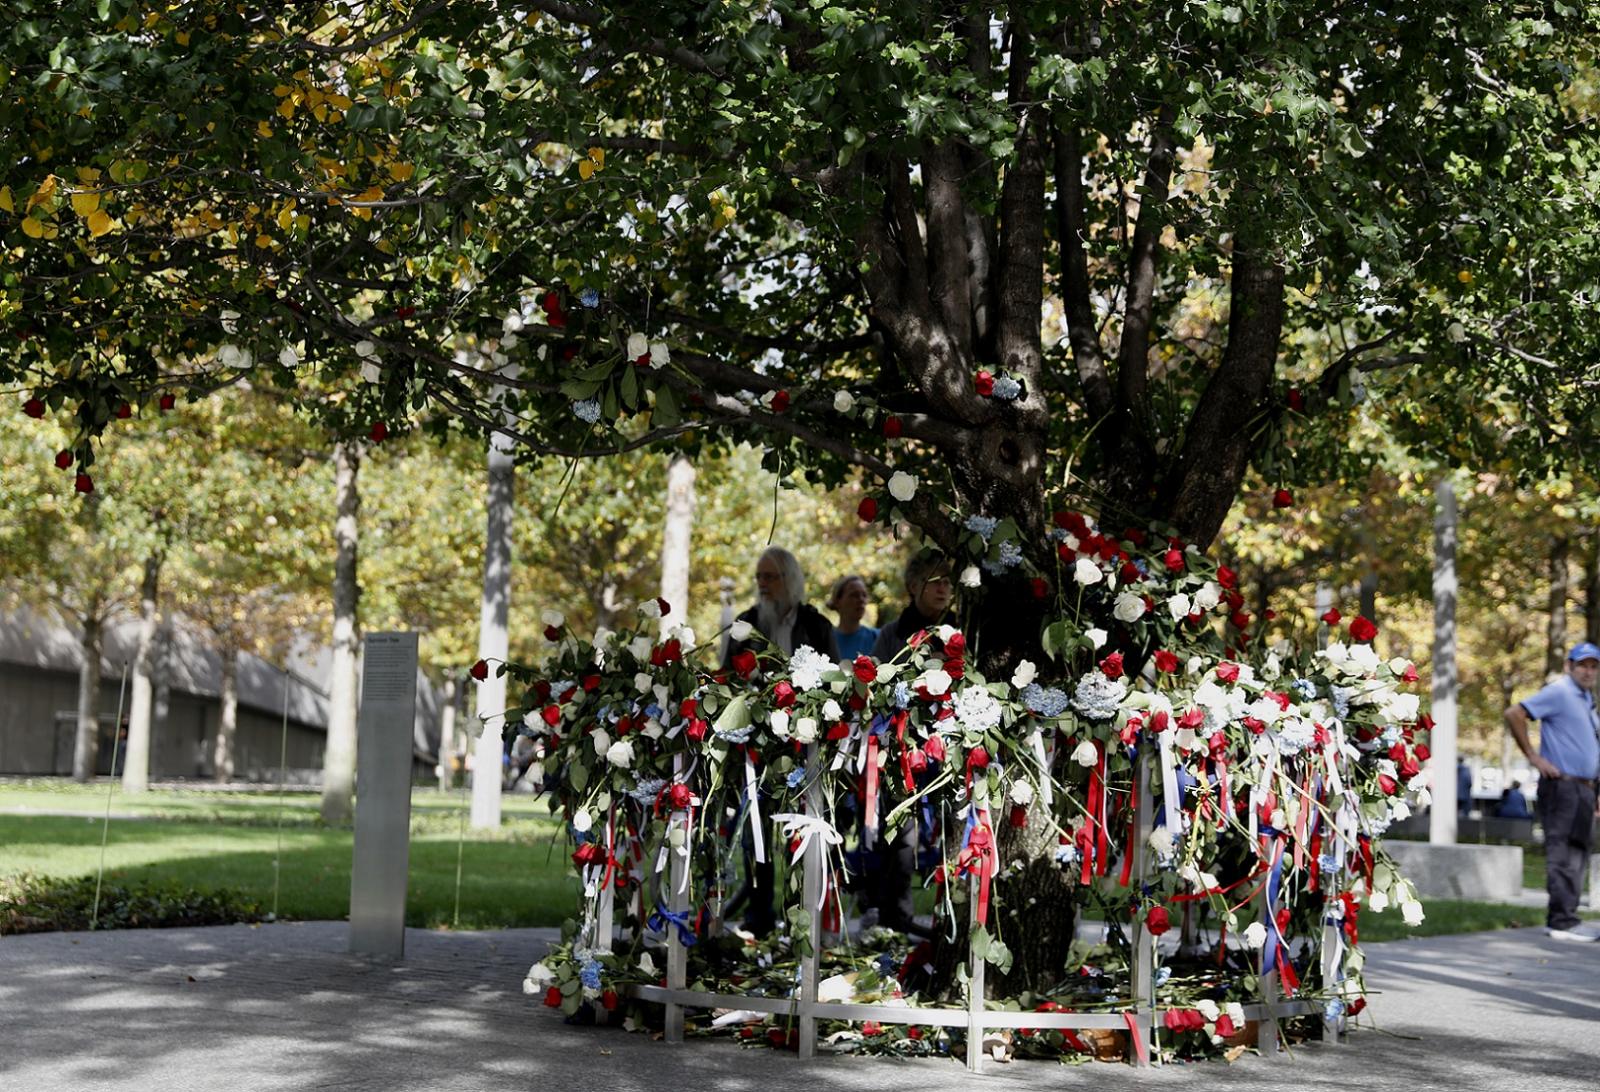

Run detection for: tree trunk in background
[[1428, 477, 1459, 845], [1546, 533, 1570, 678], [321, 440, 362, 824], [437, 675, 459, 792], [1585, 529, 1599, 644], [213, 644, 240, 782], [121, 550, 164, 793], [659, 455, 696, 633], [71, 611, 103, 782], [471, 433, 515, 830]]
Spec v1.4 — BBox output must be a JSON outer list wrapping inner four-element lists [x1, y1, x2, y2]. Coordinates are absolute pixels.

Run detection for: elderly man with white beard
[[720, 546, 837, 936]]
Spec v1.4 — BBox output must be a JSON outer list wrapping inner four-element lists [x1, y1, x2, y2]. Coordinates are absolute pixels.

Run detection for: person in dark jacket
[[871, 548, 955, 660], [721, 546, 836, 936]]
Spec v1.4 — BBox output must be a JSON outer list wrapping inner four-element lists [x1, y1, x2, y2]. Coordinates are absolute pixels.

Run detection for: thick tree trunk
[[320, 440, 362, 824], [213, 644, 240, 782], [121, 550, 163, 793], [659, 454, 695, 630], [71, 612, 104, 783], [471, 433, 515, 829], [1428, 477, 1459, 844], [1585, 529, 1600, 644], [436, 675, 459, 792], [1546, 533, 1570, 677]]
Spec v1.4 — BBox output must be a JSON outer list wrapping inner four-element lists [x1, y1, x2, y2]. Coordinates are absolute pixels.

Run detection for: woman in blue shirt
[[828, 574, 878, 661]]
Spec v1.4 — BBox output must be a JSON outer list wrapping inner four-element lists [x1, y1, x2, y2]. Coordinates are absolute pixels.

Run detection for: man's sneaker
[[1547, 927, 1599, 943]]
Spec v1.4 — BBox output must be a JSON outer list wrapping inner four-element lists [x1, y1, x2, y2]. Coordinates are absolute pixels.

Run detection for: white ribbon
[[745, 753, 766, 864], [769, 812, 844, 863], [1029, 730, 1054, 808], [1158, 728, 1181, 833]]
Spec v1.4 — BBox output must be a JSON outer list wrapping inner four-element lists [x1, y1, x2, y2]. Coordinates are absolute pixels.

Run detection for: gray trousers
[[1537, 777, 1596, 930]]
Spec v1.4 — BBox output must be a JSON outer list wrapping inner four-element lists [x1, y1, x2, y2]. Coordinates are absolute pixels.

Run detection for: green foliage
[[0, 871, 265, 935]]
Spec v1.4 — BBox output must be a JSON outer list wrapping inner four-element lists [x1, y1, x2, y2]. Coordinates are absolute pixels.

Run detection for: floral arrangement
[[503, 507, 1428, 1062]]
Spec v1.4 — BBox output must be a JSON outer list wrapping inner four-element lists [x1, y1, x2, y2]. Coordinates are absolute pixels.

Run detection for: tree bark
[[213, 644, 240, 782], [658, 454, 696, 631], [472, 432, 515, 829], [320, 440, 362, 824], [1546, 533, 1570, 677], [1584, 529, 1598, 644], [71, 611, 104, 783], [121, 550, 164, 793], [1428, 477, 1459, 844], [437, 674, 459, 792]]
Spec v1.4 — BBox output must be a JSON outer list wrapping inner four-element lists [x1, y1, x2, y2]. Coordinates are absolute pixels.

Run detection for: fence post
[[798, 743, 822, 1059], [966, 867, 986, 1073], [1128, 749, 1155, 1067], [665, 753, 688, 1043]]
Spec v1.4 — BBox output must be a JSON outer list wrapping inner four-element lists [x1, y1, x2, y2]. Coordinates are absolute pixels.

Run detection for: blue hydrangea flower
[[893, 681, 912, 709], [964, 514, 999, 541], [1291, 678, 1318, 701], [992, 376, 1021, 401], [1054, 840, 1079, 866], [1071, 673, 1126, 721], [786, 766, 806, 789], [1331, 685, 1352, 719], [1022, 684, 1069, 717], [982, 540, 1023, 574], [572, 398, 601, 423], [1324, 999, 1345, 1022], [580, 958, 603, 989], [579, 288, 601, 309], [1154, 966, 1171, 986]]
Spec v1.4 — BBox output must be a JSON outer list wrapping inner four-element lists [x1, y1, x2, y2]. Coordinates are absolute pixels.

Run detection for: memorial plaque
[[349, 632, 419, 958]]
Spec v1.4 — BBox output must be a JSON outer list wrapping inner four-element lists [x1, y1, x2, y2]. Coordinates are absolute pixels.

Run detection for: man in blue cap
[[1505, 642, 1600, 941]]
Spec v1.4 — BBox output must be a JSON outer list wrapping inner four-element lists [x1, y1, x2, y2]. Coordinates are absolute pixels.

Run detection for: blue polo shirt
[[1520, 674, 1600, 779], [834, 625, 879, 662]]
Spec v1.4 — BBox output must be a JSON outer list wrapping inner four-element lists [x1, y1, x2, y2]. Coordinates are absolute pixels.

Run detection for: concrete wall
[[1383, 840, 1524, 902]]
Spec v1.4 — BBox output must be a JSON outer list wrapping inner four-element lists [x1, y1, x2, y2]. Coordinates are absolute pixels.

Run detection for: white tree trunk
[[659, 454, 696, 634], [213, 645, 239, 782], [1547, 533, 1570, 677], [121, 551, 163, 793], [437, 675, 458, 792], [471, 434, 514, 829], [321, 440, 362, 824], [71, 612, 103, 782], [1429, 476, 1459, 845]]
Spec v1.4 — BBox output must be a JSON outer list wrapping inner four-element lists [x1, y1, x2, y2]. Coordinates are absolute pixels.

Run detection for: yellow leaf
[[87, 210, 113, 237], [71, 191, 100, 216], [577, 159, 595, 181], [176, 30, 190, 46], [255, 233, 274, 248], [277, 98, 296, 120], [388, 161, 414, 181], [75, 167, 102, 183], [587, 147, 605, 169], [0, 186, 11, 213], [273, 84, 293, 97], [276, 205, 295, 231], [1457, 270, 1474, 284], [257, 121, 274, 138], [21, 216, 43, 238]]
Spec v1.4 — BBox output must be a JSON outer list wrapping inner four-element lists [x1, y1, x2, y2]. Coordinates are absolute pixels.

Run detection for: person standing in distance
[[828, 574, 879, 662], [723, 546, 838, 667], [871, 549, 955, 660], [1505, 642, 1600, 942]]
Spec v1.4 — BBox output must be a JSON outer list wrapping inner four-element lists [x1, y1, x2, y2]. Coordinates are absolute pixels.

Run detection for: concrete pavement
[[2, 921, 1597, 1092]]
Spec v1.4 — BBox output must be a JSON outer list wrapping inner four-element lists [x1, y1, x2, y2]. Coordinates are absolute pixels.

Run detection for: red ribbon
[[958, 821, 997, 925], [894, 711, 915, 793], [864, 732, 881, 831], [1095, 745, 1110, 876], [1118, 771, 1138, 888]]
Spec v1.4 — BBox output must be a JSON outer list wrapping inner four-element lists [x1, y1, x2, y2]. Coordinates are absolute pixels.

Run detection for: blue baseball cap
[[1568, 642, 1600, 663]]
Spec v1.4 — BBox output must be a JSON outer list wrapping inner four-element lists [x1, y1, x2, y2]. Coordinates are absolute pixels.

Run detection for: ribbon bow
[[956, 822, 997, 925], [769, 812, 843, 863], [647, 903, 697, 947]]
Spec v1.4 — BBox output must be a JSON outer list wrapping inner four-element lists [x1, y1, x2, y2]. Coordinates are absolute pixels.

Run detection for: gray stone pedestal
[[1382, 841, 1523, 901]]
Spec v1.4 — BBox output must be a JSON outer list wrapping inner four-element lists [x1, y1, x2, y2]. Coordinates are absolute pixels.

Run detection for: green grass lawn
[[0, 780, 579, 929]]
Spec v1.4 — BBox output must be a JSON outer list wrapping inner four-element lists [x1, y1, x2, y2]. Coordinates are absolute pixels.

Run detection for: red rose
[[369, 421, 388, 442], [882, 415, 902, 439], [685, 718, 708, 741], [544, 986, 563, 1008], [1215, 1014, 1237, 1038], [1120, 560, 1141, 584], [862, 1021, 884, 1037], [857, 496, 879, 522], [542, 704, 561, 727], [1216, 662, 1240, 682], [158, 393, 176, 412], [1178, 707, 1205, 729], [115, 402, 132, 419], [905, 747, 927, 774], [944, 632, 966, 656], [1402, 663, 1419, 683], [767, 1028, 786, 1048], [74, 473, 94, 494], [1008, 804, 1028, 828], [1377, 773, 1399, 796], [1099, 652, 1124, 679], [679, 698, 698, 719], [1229, 610, 1251, 630], [907, 1027, 923, 1040], [544, 625, 562, 641], [732, 650, 758, 677], [1216, 565, 1238, 590], [600, 989, 619, 1011], [1030, 578, 1048, 599], [967, 746, 990, 769], [582, 674, 600, 691], [1163, 548, 1185, 573], [1145, 906, 1171, 936], [1272, 488, 1293, 509], [656, 596, 671, 617], [772, 681, 797, 708], [1321, 608, 1342, 625], [1243, 716, 1265, 735], [770, 390, 790, 413], [1349, 615, 1378, 642], [1348, 997, 1367, 1017], [572, 842, 603, 866], [922, 736, 946, 764], [1153, 649, 1179, 673], [23, 397, 46, 418], [541, 290, 561, 313], [1149, 710, 1170, 734], [853, 656, 876, 684], [395, 305, 416, 319], [1415, 743, 1431, 761], [974, 370, 995, 396], [667, 783, 692, 810], [54, 450, 72, 470]]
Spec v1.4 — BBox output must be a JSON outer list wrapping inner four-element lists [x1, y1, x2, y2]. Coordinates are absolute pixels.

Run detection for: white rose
[[1147, 827, 1174, 856], [1071, 739, 1099, 767], [1011, 660, 1037, 688], [278, 346, 298, 368], [1368, 890, 1389, 913], [605, 738, 635, 768], [629, 636, 653, 661], [522, 961, 554, 994], [1167, 592, 1192, 621], [217, 343, 241, 367], [633, 672, 652, 694], [793, 717, 818, 744], [360, 360, 382, 384], [833, 390, 854, 413], [541, 609, 566, 628], [649, 341, 669, 369], [769, 710, 791, 738], [918, 668, 953, 695], [1446, 320, 1467, 343], [1193, 582, 1221, 612], [822, 699, 843, 722], [1009, 780, 1034, 805], [730, 620, 753, 642], [1195, 998, 1220, 1022], [887, 471, 917, 502], [1186, 655, 1205, 675], [626, 331, 648, 359], [1085, 627, 1108, 650], [354, 339, 376, 358], [1242, 921, 1267, 949], [502, 312, 524, 333], [670, 625, 696, 648], [1348, 643, 1381, 672], [572, 809, 593, 833], [1113, 591, 1147, 623], [501, 333, 519, 349], [959, 565, 982, 588], [220, 309, 240, 334], [1073, 558, 1103, 586], [591, 729, 611, 757]]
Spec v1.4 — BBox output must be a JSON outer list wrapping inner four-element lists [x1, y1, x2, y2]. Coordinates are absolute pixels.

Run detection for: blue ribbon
[[648, 903, 697, 947], [1260, 844, 1286, 977]]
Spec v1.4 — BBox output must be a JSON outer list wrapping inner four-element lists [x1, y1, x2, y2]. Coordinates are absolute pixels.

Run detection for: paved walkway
[[2, 922, 1597, 1092]]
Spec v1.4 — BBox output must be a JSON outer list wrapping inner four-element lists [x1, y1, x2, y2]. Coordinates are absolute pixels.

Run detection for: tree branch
[[522, 0, 720, 75], [1114, 106, 1177, 421], [924, 141, 973, 347], [1052, 123, 1113, 421]]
